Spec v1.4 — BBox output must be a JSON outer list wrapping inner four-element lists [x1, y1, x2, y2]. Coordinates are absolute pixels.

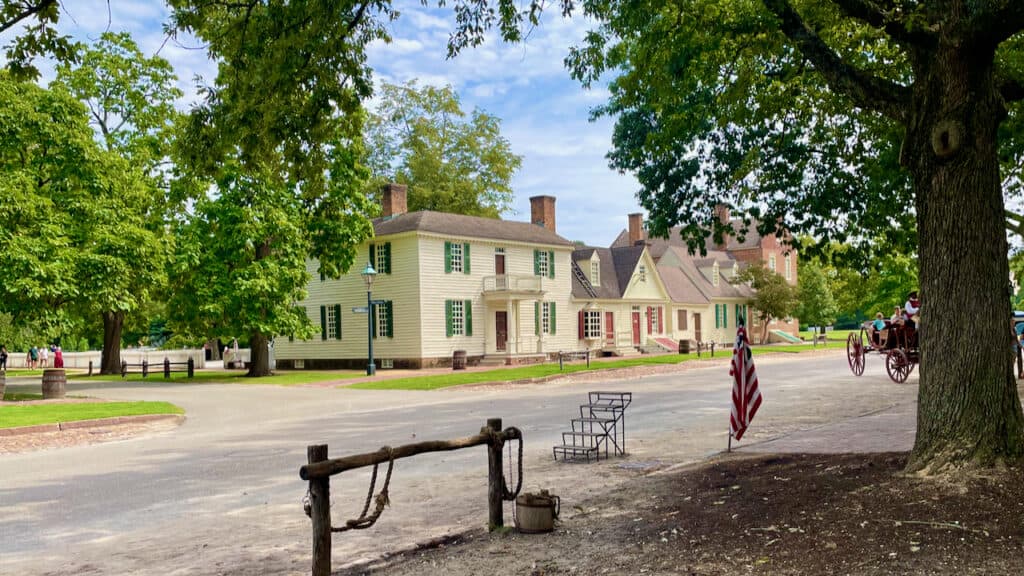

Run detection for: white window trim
[[584, 310, 602, 339], [538, 251, 549, 277], [784, 255, 792, 281], [712, 262, 720, 287], [769, 254, 777, 272], [450, 242, 464, 273], [327, 306, 339, 340], [451, 300, 465, 336], [591, 260, 600, 286], [638, 264, 647, 282], [375, 245, 388, 274], [541, 302, 551, 334]]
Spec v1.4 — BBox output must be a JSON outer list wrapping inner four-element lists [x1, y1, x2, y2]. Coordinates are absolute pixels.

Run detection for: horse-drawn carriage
[[846, 318, 919, 383]]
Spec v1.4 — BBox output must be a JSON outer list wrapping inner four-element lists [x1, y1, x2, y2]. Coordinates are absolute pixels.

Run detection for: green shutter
[[446, 300, 453, 337], [550, 302, 556, 334], [384, 242, 392, 274], [385, 302, 394, 337], [463, 243, 471, 274], [724, 305, 727, 328], [715, 304, 720, 329], [533, 250, 540, 276], [548, 251, 555, 279], [445, 241, 452, 273], [320, 305, 327, 340], [464, 299, 473, 336], [369, 244, 376, 270], [535, 301, 540, 335], [334, 304, 342, 339]]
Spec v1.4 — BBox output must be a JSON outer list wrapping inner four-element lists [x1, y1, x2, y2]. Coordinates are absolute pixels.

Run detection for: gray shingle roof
[[373, 211, 574, 246], [610, 219, 767, 258], [572, 247, 623, 299]]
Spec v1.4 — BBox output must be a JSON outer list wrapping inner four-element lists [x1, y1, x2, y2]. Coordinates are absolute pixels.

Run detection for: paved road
[[0, 352, 918, 575]]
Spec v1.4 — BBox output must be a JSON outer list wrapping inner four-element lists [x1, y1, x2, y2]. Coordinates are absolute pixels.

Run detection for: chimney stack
[[382, 183, 407, 217], [530, 195, 556, 233], [628, 213, 645, 245], [713, 204, 730, 251]]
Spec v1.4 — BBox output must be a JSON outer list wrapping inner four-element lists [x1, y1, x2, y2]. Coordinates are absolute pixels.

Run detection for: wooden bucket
[[515, 490, 560, 534], [42, 368, 66, 399]]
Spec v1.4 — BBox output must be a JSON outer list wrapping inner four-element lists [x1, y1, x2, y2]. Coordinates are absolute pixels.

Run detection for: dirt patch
[[350, 453, 1024, 575], [0, 416, 183, 454]]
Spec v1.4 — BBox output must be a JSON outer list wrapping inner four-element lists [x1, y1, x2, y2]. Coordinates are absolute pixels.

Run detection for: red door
[[631, 312, 641, 346], [605, 312, 615, 346], [495, 311, 507, 351]]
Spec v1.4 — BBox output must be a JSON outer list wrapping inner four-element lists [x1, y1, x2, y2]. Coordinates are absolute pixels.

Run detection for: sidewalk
[[740, 401, 917, 454]]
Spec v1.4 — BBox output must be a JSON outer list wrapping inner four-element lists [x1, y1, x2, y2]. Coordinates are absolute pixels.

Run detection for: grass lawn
[[2, 392, 44, 401], [75, 370, 359, 386], [797, 329, 858, 341], [349, 343, 844, 391], [0, 401, 184, 429]]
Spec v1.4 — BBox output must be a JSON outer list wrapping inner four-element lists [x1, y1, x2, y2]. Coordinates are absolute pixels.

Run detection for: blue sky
[[33, 0, 644, 247]]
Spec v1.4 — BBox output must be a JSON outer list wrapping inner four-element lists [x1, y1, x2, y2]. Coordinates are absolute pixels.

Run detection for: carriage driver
[[904, 291, 920, 329]]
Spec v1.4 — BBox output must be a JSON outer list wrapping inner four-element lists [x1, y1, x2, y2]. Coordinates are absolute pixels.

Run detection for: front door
[[495, 311, 508, 352], [605, 311, 615, 346], [694, 313, 702, 342], [631, 312, 641, 346]]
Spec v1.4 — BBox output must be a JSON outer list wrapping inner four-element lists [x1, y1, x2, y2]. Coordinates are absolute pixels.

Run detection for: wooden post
[[164, 358, 171, 379], [187, 357, 195, 378], [487, 418, 504, 530], [88, 360, 93, 376], [308, 444, 331, 576]]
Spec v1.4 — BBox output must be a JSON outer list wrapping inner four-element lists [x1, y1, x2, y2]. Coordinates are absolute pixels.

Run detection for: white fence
[[3, 349, 207, 370]]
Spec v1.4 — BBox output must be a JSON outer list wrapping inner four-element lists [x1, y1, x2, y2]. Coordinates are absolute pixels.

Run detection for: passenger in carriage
[[869, 312, 886, 346], [890, 306, 904, 326]]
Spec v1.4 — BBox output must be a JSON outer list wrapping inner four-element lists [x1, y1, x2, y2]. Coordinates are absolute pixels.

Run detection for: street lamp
[[361, 263, 377, 376]]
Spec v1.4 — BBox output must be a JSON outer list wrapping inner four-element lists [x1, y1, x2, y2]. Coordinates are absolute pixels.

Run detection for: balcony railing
[[483, 275, 543, 293]]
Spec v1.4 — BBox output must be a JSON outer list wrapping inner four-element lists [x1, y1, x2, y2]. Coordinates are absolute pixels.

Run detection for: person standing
[[29, 346, 39, 369], [39, 345, 49, 368], [53, 345, 64, 369], [0, 345, 8, 370]]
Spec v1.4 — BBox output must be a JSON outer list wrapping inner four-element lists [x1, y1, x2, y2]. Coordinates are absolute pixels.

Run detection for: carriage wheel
[[846, 332, 865, 376], [886, 349, 913, 383]]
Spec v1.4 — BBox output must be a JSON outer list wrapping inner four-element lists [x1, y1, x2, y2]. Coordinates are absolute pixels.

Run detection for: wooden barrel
[[42, 368, 66, 399]]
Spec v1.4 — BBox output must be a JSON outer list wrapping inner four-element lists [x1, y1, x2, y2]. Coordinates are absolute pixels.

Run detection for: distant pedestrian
[[29, 346, 39, 369], [0, 345, 8, 371], [53, 345, 64, 369], [40, 345, 49, 368]]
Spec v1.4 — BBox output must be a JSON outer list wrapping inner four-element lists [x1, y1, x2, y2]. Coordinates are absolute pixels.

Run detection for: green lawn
[[75, 370, 359, 386], [2, 392, 44, 401], [0, 401, 184, 429], [797, 329, 858, 341], [348, 344, 844, 391]]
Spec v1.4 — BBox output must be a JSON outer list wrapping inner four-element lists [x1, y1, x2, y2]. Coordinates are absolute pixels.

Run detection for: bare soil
[[349, 452, 1024, 575]]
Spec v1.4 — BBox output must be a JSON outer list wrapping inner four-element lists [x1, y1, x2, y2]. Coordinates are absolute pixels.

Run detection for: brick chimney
[[530, 195, 556, 233], [628, 213, 645, 245], [382, 183, 407, 217], [713, 204, 730, 251]]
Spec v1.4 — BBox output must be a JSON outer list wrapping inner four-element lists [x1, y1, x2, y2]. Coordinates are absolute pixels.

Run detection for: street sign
[[351, 306, 369, 314]]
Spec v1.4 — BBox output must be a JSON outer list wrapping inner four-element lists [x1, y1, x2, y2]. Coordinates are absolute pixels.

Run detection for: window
[[732, 262, 739, 278], [535, 301, 556, 335], [370, 242, 392, 274], [445, 241, 471, 274], [769, 254, 777, 272], [650, 306, 661, 333], [715, 304, 728, 329], [712, 262, 720, 287], [784, 254, 792, 281], [582, 310, 602, 339], [534, 250, 554, 278], [735, 304, 748, 326], [320, 304, 342, 340], [638, 264, 647, 282], [373, 301, 393, 338], [591, 260, 600, 286], [677, 309, 688, 331], [445, 299, 473, 336]]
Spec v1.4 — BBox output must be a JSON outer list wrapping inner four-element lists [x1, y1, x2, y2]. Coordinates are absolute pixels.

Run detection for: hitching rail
[[299, 418, 522, 576]]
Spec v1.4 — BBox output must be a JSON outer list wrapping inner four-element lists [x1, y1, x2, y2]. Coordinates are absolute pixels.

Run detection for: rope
[[332, 446, 395, 532], [501, 427, 523, 501]]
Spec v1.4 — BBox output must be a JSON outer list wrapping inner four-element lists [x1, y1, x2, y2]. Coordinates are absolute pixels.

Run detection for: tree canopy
[[365, 80, 522, 218]]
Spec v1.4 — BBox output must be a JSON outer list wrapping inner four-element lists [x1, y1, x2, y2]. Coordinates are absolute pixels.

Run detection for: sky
[[29, 0, 644, 247]]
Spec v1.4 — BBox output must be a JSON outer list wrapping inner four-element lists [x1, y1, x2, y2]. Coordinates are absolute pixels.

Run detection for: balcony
[[482, 275, 544, 298]]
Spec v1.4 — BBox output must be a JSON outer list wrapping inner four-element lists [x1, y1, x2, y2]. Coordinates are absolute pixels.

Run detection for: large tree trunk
[[904, 39, 1024, 472], [206, 338, 222, 361], [100, 310, 124, 375], [247, 331, 271, 377]]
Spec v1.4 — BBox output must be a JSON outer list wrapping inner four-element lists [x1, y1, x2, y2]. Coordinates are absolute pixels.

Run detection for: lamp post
[[361, 263, 377, 376]]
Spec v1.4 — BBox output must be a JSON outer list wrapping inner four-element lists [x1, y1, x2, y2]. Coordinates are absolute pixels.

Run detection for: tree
[[515, 0, 1023, 473], [738, 264, 797, 345], [54, 32, 179, 374], [365, 80, 522, 217], [794, 261, 838, 345]]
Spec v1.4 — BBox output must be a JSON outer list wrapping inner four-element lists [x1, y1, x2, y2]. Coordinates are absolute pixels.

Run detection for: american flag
[[729, 324, 762, 441]]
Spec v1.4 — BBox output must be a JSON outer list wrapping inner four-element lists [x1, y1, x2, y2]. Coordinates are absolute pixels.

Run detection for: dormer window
[[591, 259, 601, 286], [732, 262, 739, 278], [713, 262, 720, 287]]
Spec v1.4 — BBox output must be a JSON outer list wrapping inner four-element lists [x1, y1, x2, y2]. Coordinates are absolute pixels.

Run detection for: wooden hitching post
[[487, 418, 503, 530], [308, 444, 331, 576]]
